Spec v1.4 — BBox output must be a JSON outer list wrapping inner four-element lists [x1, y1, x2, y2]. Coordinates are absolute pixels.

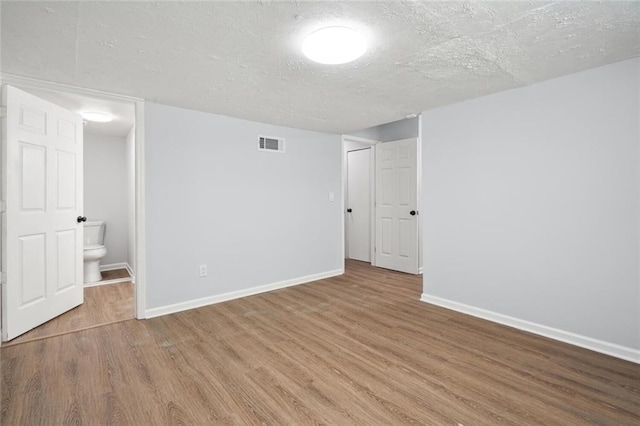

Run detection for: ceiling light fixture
[[303, 26, 367, 65], [81, 111, 113, 122]]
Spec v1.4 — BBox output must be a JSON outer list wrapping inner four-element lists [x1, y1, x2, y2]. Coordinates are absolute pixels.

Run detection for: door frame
[[0, 73, 148, 320], [342, 131, 424, 274], [416, 114, 423, 274], [342, 135, 377, 267]]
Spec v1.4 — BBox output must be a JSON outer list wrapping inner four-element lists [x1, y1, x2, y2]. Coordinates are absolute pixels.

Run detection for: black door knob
[[409, 210, 417, 216], [347, 208, 352, 213], [77, 216, 87, 223]]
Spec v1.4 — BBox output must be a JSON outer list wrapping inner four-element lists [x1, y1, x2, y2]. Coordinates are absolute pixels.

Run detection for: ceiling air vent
[[258, 135, 285, 153]]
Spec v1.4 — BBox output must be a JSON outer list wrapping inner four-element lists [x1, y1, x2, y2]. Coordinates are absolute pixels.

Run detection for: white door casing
[[374, 138, 419, 274], [346, 148, 371, 262], [1, 85, 84, 341]]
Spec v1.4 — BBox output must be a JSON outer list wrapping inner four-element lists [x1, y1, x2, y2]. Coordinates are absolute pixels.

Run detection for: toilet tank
[[84, 221, 106, 246]]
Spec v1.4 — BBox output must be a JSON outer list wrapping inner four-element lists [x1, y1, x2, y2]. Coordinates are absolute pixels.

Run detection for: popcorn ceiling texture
[[2, 1, 639, 133]]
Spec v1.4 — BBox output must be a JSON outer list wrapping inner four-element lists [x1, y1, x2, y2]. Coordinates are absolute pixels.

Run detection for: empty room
[[1, 1, 639, 424]]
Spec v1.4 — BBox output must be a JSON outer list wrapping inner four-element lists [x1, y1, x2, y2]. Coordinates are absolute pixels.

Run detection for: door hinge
[[0, 200, 5, 213], [0, 106, 6, 119], [0, 271, 5, 285]]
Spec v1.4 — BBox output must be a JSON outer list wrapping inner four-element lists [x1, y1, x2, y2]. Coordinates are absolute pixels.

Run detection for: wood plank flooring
[[1, 260, 639, 425], [4, 281, 134, 346], [100, 268, 132, 282]]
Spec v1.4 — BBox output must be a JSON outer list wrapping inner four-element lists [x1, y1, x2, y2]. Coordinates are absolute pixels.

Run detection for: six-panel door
[[374, 138, 419, 274], [2, 85, 84, 341]]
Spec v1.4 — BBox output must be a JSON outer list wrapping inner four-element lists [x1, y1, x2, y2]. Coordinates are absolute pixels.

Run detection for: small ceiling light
[[303, 26, 367, 65], [81, 111, 113, 122]]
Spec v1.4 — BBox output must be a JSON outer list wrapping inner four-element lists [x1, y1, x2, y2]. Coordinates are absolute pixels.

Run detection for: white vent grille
[[258, 136, 285, 153]]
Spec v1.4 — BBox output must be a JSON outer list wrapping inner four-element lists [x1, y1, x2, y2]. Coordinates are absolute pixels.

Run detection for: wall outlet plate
[[199, 264, 207, 277]]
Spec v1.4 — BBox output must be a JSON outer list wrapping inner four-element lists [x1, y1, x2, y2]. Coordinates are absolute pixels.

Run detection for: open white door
[[1, 85, 84, 341], [346, 148, 371, 262], [374, 138, 419, 274]]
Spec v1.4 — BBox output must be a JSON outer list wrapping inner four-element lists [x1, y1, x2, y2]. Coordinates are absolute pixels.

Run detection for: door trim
[[416, 114, 423, 274], [341, 135, 377, 268], [0, 73, 148, 319]]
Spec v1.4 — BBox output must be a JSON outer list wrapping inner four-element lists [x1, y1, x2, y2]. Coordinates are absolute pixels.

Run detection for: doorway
[[342, 133, 422, 275], [0, 79, 146, 343]]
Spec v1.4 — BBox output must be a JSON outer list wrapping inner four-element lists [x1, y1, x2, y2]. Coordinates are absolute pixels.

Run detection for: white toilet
[[83, 221, 107, 284]]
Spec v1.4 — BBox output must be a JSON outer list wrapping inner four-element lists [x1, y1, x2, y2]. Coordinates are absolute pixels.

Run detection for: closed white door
[[2, 85, 84, 341], [346, 148, 371, 262], [375, 138, 419, 274]]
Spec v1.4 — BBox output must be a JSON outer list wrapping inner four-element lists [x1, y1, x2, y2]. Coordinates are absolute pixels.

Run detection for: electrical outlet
[[329, 191, 335, 202], [199, 264, 207, 277]]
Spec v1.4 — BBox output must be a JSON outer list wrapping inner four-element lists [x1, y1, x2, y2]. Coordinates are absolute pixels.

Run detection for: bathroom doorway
[[0, 82, 142, 345]]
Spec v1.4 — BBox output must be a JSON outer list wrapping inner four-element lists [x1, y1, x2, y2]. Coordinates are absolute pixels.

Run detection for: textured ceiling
[[2, 1, 639, 134], [21, 87, 136, 138]]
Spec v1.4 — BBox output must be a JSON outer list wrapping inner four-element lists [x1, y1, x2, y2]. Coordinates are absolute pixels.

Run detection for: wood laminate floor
[[4, 281, 134, 346], [100, 268, 132, 282], [1, 261, 638, 425]]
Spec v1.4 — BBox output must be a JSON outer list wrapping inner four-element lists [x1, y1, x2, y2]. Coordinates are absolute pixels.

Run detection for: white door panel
[[346, 148, 371, 262], [375, 138, 419, 274], [2, 85, 84, 341]]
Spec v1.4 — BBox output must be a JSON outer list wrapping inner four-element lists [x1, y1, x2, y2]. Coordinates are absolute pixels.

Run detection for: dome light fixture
[[303, 26, 367, 65], [81, 111, 113, 122]]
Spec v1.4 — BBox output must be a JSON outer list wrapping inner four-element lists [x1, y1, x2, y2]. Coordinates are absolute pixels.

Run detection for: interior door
[[346, 148, 371, 262], [1, 85, 84, 341], [374, 138, 419, 274]]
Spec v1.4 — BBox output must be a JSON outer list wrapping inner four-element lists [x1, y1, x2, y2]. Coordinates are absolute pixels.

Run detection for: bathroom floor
[[100, 268, 131, 281], [3, 276, 135, 346]]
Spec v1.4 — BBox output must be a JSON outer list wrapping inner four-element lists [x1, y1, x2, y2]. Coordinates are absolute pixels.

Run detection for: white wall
[[144, 103, 343, 311], [348, 126, 380, 141], [348, 116, 419, 143], [379, 116, 419, 142], [84, 133, 130, 267], [421, 58, 640, 357], [125, 126, 136, 275]]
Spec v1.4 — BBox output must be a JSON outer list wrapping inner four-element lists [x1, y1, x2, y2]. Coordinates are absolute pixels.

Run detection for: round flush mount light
[[81, 111, 113, 122], [303, 26, 367, 64]]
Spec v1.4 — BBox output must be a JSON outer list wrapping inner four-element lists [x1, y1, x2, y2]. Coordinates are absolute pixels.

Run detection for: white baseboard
[[125, 263, 135, 278], [84, 278, 132, 288], [100, 262, 129, 272], [146, 268, 345, 319], [85, 263, 134, 287], [420, 293, 640, 364], [101, 262, 135, 282]]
